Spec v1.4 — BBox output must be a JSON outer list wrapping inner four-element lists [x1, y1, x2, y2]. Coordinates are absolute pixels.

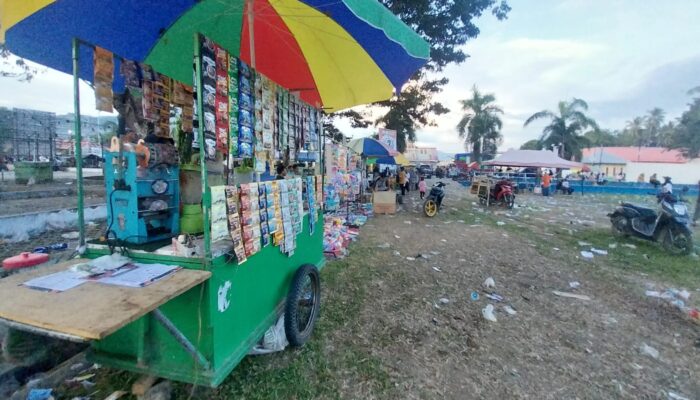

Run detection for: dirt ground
[[3, 181, 700, 399]]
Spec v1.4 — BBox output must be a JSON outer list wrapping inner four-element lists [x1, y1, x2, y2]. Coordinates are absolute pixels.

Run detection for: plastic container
[[3, 252, 50, 270]]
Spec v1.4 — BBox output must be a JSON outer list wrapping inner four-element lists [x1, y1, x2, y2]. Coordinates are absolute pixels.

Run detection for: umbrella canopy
[[484, 150, 582, 169], [1, 0, 430, 112], [373, 153, 410, 166], [347, 137, 395, 157]]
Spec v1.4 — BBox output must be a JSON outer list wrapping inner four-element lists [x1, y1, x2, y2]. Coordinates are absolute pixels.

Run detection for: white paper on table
[[23, 270, 86, 292], [97, 263, 180, 288]]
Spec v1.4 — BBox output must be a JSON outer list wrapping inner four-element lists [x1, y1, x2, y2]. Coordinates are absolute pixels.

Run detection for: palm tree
[[524, 98, 598, 160], [625, 116, 646, 147], [456, 86, 503, 163], [644, 108, 665, 146]]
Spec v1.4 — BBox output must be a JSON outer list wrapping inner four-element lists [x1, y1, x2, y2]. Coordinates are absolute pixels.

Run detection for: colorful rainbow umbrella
[[373, 153, 411, 166], [0, 0, 430, 112]]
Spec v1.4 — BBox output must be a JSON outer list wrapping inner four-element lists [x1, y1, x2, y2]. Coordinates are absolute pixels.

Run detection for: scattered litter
[[503, 305, 517, 315], [580, 251, 595, 260], [552, 290, 591, 301], [404, 221, 412, 224], [502, 233, 509, 238], [439, 298, 450, 304], [67, 373, 96, 383], [591, 248, 608, 255], [482, 304, 497, 322], [458, 258, 467, 262], [27, 389, 53, 400], [668, 392, 690, 400], [485, 293, 504, 302], [578, 241, 592, 246], [622, 243, 637, 249], [483, 277, 496, 288], [377, 243, 390, 249], [569, 281, 581, 289], [470, 291, 479, 301], [643, 254, 650, 260], [441, 239, 447, 242], [61, 231, 80, 240], [430, 251, 440, 255], [631, 363, 643, 370], [609, 243, 618, 249], [432, 267, 441, 272], [406, 257, 416, 261], [553, 248, 560, 251], [393, 251, 401, 256], [639, 343, 659, 359], [104, 391, 128, 400], [496, 221, 505, 226], [394, 235, 401, 239]]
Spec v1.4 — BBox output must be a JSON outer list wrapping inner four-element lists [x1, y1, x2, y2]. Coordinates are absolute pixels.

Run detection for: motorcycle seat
[[621, 203, 656, 219]]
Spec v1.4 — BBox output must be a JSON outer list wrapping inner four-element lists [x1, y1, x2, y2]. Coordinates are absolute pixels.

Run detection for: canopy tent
[[0, 0, 430, 112], [484, 150, 582, 169]]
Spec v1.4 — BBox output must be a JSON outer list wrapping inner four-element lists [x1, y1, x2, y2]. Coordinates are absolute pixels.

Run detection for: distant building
[[405, 143, 438, 166], [0, 107, 56, 161], [582, 147, 700, 183]]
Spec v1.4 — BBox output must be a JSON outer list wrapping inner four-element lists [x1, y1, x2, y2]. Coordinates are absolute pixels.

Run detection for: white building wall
[[624, 159, 700, 184]]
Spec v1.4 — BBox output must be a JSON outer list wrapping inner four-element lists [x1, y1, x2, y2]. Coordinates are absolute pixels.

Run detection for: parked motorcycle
[[478, 179, 515, 209], [608, 192, 693, 255], [423, 181, 447, 217]]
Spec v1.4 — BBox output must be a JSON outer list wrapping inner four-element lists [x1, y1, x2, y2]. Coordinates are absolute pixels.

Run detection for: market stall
[[0, 0, 429, 388]]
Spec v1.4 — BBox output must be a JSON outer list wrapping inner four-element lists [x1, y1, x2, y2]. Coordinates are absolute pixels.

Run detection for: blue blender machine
[[104, 138, 180, 244]]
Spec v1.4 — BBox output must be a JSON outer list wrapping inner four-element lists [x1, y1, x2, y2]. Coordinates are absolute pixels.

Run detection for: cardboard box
[[373, 191, 396, 214]]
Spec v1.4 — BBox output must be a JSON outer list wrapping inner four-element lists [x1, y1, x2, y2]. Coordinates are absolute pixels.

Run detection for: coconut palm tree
[[625, 116, 646, 147], [644, 107, 665, 146], [523, 98, 598, 161], [456, 86, 503, 163]]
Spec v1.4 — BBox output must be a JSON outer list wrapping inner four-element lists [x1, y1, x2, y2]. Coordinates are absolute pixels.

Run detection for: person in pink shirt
[[418, 176, 427, 199]]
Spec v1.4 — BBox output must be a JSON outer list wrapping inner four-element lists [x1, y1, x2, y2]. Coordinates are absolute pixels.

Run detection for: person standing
[[405, 170, 411, 193], [418, 176, 427, 200], [398, 167, 407, 196], [541, 170, 551, 196]]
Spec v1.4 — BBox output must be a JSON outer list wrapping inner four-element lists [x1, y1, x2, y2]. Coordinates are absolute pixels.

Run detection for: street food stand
[[0, 0, 429, 388]]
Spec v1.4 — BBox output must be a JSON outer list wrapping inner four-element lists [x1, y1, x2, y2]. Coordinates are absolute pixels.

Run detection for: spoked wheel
[[424, 199, 438, 217], [505, 194, 515, 209], [662, 225, 693, 256], [285, 264, 321, 347]]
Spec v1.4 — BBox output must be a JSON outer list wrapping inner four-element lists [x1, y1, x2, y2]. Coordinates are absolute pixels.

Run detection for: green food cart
[[0, 0, 430, 388]]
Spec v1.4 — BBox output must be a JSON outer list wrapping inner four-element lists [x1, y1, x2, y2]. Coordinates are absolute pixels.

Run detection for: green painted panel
[[145, 0, 244, 85], [90, 214, 324, 387]]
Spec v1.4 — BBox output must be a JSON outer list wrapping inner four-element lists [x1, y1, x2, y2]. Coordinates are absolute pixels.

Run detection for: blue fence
[[457, 172, 699, 197]]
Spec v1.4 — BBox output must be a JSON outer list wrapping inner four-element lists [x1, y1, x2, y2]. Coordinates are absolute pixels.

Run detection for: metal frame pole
[[72, 38, 86, 247], [194, 33, 212, 263]]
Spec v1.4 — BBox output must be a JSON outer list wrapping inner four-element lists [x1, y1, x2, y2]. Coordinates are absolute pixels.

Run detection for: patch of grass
[[558, 228, 700, 288]]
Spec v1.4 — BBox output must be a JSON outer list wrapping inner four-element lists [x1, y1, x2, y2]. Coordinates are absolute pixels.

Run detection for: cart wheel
[[285, 264, 321, 347]]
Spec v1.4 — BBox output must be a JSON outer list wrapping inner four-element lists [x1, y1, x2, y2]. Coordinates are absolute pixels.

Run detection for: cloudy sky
[[2, 0, 700, 154]]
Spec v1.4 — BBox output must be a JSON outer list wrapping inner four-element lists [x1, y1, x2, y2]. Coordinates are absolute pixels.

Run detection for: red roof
[[582, 147, 687, 164]]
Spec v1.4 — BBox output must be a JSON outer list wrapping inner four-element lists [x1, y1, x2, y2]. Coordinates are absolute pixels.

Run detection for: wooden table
[[0, 259, 210, 340]]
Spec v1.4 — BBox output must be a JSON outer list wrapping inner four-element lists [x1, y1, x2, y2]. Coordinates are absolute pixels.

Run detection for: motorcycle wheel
[[662, 225, 693, 256], [505, 194, 515, 209], [610, 215, 629, 237], [424, 199, 438, 217]]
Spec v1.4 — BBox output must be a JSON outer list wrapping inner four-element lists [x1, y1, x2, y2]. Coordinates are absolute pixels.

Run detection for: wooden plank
[[0, 259, 210, 340]]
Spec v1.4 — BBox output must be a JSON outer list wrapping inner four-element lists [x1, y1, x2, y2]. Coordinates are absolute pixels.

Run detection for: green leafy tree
[[520, 139, 542, 150], [456, 86, 503, 162], [524, 98, 598, 160], [666, 88, 700, 158], [583, 129, 618, 147], [0, 44, 38, 82], [338, 0, 511, 151]]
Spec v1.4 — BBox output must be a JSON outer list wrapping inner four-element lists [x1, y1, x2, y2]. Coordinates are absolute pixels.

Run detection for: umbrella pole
[[72, 38, 86, 248]]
